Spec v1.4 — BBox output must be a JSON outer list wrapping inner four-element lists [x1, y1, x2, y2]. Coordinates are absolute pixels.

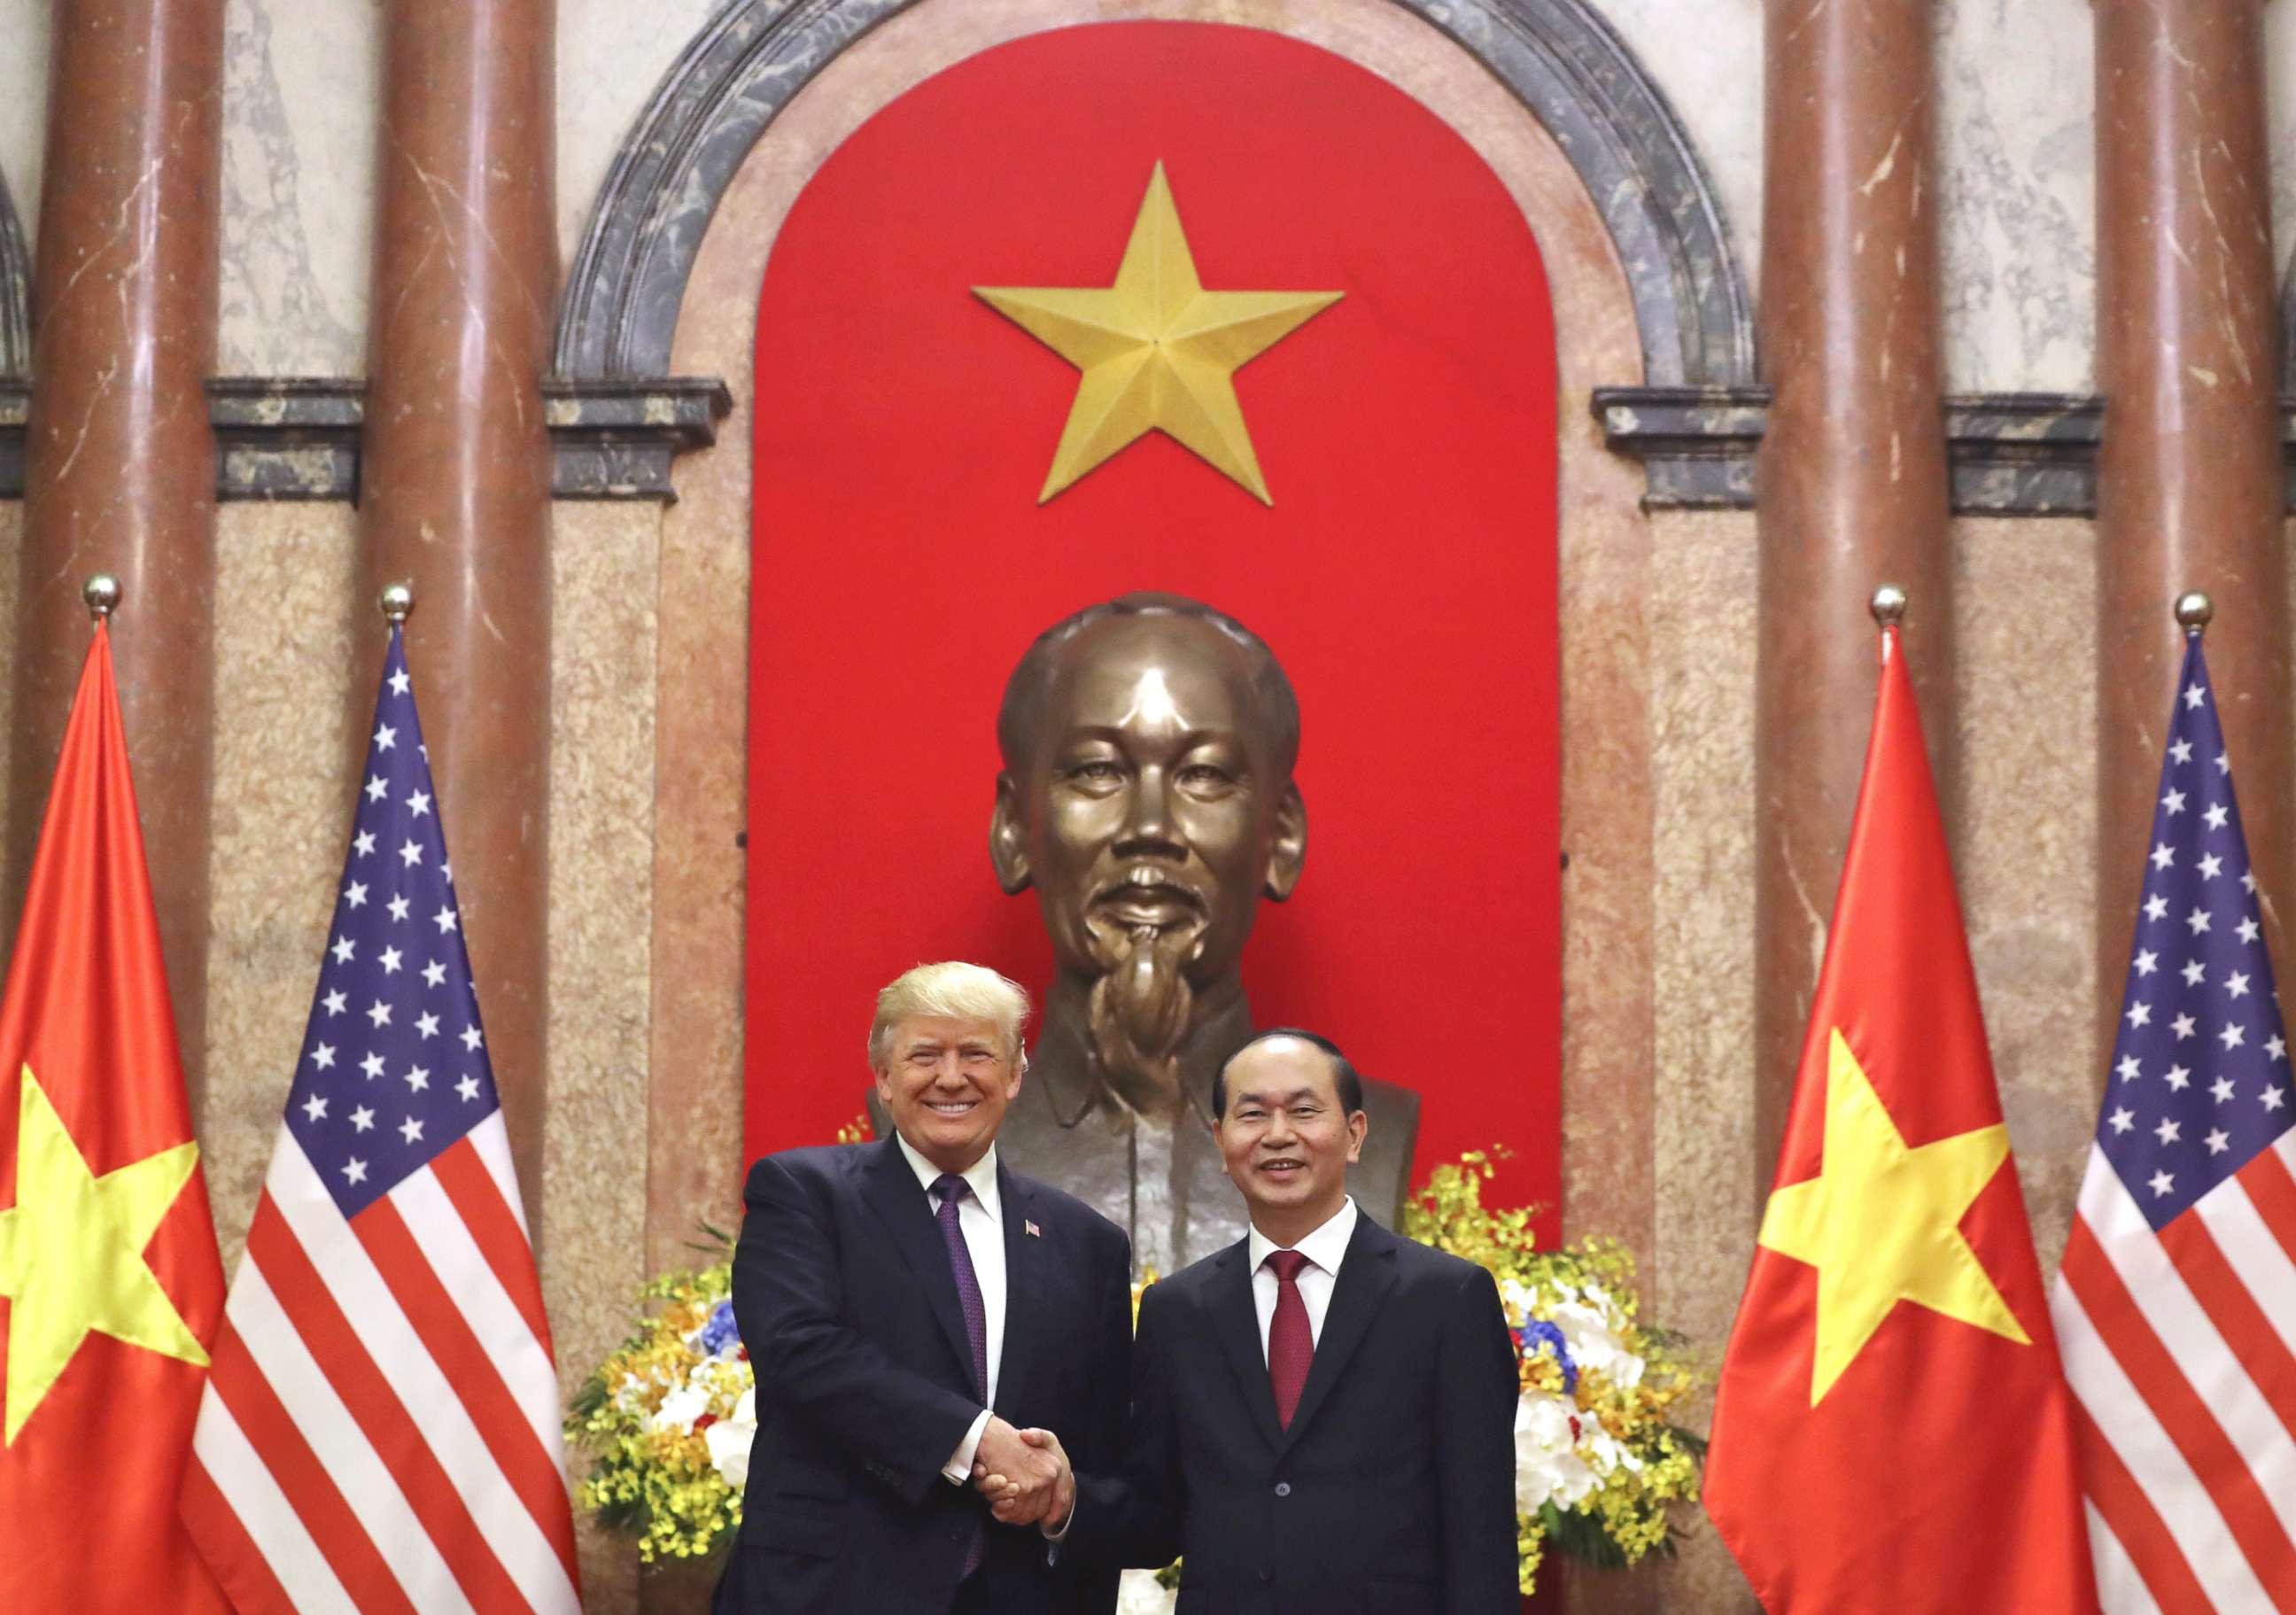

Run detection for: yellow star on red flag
[[1757, 1030, 2028, 1404], [975, 161, 1341, 505], [0, 1064, 208, 1443]]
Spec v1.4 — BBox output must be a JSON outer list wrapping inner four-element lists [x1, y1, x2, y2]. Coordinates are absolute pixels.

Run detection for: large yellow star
[[0, 1064, 208, 1444], [974, 162, 1341, 505], [1759, 1030, 2029, 1405]]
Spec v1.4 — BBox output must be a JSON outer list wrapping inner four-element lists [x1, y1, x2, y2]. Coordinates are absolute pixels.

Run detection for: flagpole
[[2175, 589, 2213, 639], [83, 572, 120, 626], [378, 579, 414, 625]]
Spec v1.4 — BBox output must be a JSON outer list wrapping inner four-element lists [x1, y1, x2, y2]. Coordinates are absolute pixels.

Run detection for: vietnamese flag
[[0, 623, 230, 1611], [1705, 622, 2098, 1612]]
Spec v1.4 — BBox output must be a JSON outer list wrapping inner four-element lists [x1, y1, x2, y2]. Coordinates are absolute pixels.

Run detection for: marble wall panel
[[203, 501, 360, 1265], [1955, 516, 2098, 1272], [0, 2, 51, 258], [1645, 504, 1758, 1612], [556, 0, 729, 274], [1935, 0, 2096, 392], [541, 500, 661, 1613], [218, 0, 376, 375]]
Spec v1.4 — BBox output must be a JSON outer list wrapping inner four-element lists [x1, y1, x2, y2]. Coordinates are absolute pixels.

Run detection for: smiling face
[[993, 614, 1304, 991], [1217, 1034, 1365, 1238], [873, 1013, 1023, 1174]]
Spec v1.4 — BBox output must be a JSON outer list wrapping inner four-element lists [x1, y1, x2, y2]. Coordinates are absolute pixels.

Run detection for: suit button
[[1273, 1482, 1292, 1498], [1259, 1569, 1275, 1584]]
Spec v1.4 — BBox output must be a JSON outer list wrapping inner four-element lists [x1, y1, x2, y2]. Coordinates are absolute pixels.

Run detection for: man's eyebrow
[[1231, 1086, 1321, 1107]]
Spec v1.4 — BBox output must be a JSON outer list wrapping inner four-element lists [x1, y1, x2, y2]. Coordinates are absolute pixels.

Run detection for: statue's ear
[[1264, 781, 1307, 901], [990, 773, 1033, 895]]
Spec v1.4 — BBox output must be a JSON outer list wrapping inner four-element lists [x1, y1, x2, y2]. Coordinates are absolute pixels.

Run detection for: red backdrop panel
[[746, 20, 1561, 1224]]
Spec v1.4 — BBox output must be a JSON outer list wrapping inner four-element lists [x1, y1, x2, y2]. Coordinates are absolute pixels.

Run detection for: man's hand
[[973, 1424, 1073, 1528]]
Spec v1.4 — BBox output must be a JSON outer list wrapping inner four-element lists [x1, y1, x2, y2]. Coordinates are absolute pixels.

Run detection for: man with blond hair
[[716, 962, 1134, 1615]]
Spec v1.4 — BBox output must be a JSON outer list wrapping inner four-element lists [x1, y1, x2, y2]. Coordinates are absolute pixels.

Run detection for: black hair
[[1213, 1028, 1364, 1119]]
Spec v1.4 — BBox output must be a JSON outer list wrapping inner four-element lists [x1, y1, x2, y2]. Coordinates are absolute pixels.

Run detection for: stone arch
[[0, 169, 28, 377], [554, 0, 1754, 389]]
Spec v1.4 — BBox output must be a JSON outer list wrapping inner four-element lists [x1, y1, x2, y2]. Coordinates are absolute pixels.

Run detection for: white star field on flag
[[2099, 656, 2293, 1230], [280, 631, 499, 1217]]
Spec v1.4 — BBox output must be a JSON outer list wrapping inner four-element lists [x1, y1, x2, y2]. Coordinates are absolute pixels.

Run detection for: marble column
[[11, 0, 224, 1101], [360, 0, 556, 1215], [2093, 0, 2286, 1045], [1753, 0, 1954, 1177]]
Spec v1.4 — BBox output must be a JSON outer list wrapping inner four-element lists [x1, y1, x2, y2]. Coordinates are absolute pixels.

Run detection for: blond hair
[[868, 961, 1031, 1073]]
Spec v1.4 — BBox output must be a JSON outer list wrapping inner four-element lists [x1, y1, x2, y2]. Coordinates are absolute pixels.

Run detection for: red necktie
[[1264, 1250, 1314, 1428]]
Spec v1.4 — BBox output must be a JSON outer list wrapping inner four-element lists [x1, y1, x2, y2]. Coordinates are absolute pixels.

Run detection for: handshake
[[972, 1417, 1074, 1531]]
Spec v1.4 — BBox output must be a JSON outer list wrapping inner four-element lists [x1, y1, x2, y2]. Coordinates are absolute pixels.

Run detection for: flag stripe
[[2242, 1143, 2296, 1262], [205, 1315, 418, 1615], [186, 1395, 361, 1615], [430, 1132, 553, 1348], [398, 1145, 563, 1456], [2082, 1171, 2296, 1541], [2160, 1204, 2296, 1446], [244, 1204, 490, 1613], [2073, 1400, 2212, 1615], [2063, 1217, 2296, 1608], [2196, 1173, 2296, 1370], [269, 1140, 575, 1615], [471, 1092, 530, 1240], [357, 1190, 581, 1584], [2085, 1504, 2168, 1615], [2056, 1272, 2275, 1612]]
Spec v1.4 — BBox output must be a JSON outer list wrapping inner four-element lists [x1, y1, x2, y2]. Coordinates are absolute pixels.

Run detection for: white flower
[[1498, 1277, 1537, 1326], [611, 1372, 649, 1414], [1116, 1568, 1178, 1615], [648, 1380, 713, 1436], [1573, 1408, 1644, 1479], [1514, 1392, 1596, 1512], [1547, 1300, 1644, 1390], [704, 1387, 756, 1488]]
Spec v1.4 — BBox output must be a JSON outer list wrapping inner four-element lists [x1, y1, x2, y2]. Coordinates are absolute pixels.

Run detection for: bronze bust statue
[[986, 593, 1419, 1270]]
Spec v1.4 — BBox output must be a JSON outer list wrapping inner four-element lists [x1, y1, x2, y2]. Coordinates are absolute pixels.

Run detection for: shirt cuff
[[1041, 1497, 1074, 1541], [942, 1409, 992, 1485]]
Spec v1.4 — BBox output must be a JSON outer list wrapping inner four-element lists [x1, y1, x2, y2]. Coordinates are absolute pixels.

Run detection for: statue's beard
[[1086, 925, 1195, 1118]]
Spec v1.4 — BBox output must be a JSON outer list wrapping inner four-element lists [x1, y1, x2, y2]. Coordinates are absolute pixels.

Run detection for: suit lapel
[[858, 1138, 975, 1390], [1278, 1214, 1400, 1453], [1208, 1240, 1285, 1454], [992, 1164, 1038, 1418]]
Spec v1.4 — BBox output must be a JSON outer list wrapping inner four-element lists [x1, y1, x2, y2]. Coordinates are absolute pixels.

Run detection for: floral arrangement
[[563, 1233, 754, 1562], [1404, 1151, 1705, 1596], [568, 1145, 1703, 1601]]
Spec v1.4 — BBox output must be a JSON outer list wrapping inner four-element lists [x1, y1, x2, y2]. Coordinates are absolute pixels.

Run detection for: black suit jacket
[[1065, 1213, 1519, 1615], [716, 1138, 1133, 1615]]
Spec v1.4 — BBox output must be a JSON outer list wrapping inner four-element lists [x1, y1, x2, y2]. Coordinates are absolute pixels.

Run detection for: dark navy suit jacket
[[1064, 1213, 1520, 1615], [715, 1137, 1132, 1615]]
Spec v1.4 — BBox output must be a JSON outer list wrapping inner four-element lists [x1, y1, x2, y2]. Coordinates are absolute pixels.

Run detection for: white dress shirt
[[1246, 1196, 1358, 1363], [893, 1135, 1007, 1483]]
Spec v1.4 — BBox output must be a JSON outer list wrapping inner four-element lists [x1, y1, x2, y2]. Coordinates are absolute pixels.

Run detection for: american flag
[[2051, 636, 2296, 1612], [181, 629, 581, 1613]]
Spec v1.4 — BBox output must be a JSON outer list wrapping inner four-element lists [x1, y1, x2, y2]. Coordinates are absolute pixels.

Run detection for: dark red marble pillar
[[11, 0, 224, 1102], [359, 0, 556, 1217], [1753, 0, 1955, 1181], [2093, 0, 2285, 1052]]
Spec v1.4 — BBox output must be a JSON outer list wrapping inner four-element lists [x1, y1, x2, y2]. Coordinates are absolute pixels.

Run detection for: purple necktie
[[934, 1174, 988, 1579]]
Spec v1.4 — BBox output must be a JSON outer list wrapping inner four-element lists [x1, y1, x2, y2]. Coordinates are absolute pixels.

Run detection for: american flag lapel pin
[[1025, 1219, 1042, 1238]]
